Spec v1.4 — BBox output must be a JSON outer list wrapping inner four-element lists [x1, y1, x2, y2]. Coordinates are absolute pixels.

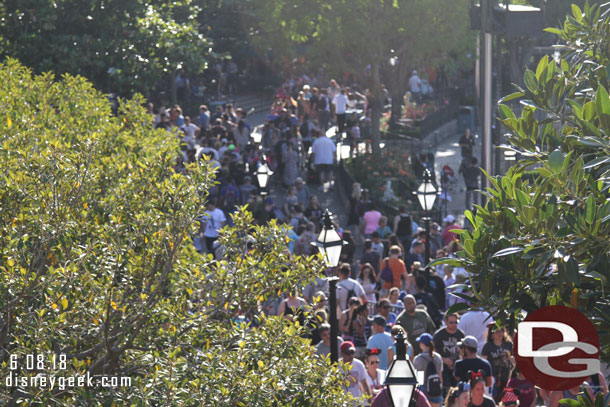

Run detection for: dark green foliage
[[431, 3, 610, 367]]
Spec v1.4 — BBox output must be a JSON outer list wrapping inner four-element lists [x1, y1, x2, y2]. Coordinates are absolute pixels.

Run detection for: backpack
[[424, 356, 442, 398], [380, 259, 394, 284], [317, 95, 328, 111], [397, 214, 413, 237], [339, 281, 357, 310]]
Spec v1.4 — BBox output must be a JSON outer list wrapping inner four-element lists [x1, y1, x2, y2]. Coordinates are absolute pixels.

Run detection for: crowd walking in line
[[154, 73, 608, 406]]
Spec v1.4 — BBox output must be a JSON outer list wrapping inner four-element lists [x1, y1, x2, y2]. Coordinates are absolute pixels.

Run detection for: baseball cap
[[443, 214, 455, 223], [295, 177, 304, 184], [340, 341, 356, 354], [373, 316, 386, 326], [457, 335, 478, 349], [228, 144, 235, 151], [416, 333, 433, 346], [398, 291, 408, 301]]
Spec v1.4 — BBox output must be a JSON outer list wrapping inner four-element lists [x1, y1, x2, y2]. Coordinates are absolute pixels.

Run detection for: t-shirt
[[315, 337, 344, 358], [363, 210, 382, 235], [371, 241, 384, 258], [441, 223, 463, 246], [404, 251, 424, 272], [383, 258, 407, 288], [344, 358, 367, 398], [395, 310, 435, 355], [337, 278, 366, 311], [203, 208, 226, 238], [311, 136, 336, 165], [198, 112, 210, 129], [425, 274, 446, 311], [481, 341, 513, 383], [453, 356, 492, 383], [333, 93, 349, 114], [367, 332, 394, 370], [413, 352, 443, 382], [365, 369, 386, 392], [458, 310, 491, 353], [181, 123, 199, 139], [376, 226, 392, 238], [433, 327, 465, 362], [409, 75, 422, 93], [506, 377, 536, 407]]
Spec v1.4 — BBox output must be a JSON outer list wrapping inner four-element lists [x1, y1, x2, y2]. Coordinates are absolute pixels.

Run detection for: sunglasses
[[369, 360, 380, 364], [381, 305, 390, 309], [447, 321, 458, 325], [343, 350, 355, 355]]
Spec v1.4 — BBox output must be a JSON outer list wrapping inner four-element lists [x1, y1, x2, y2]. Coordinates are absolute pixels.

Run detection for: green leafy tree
[[0, 59, 353, 406], [432, 3, 610, 372], [0, 0, 211, 99], [249, 0, 473, 154]]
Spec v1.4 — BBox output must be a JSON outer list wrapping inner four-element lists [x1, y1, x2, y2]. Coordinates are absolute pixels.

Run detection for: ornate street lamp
[[312, 210, 346, 268], [255, 160, 273, 196], [414, 169, 438, 266], [311, 210, 346, 363], [384, 332, 418, 407]]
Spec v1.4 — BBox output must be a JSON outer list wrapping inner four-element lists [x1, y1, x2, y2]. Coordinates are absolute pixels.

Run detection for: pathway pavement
[[243, 96, 478, 240], [425, 121, 482, 226]]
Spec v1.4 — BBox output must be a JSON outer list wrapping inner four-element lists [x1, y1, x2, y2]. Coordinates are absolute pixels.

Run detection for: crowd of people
[[149, 77, 608, 407]]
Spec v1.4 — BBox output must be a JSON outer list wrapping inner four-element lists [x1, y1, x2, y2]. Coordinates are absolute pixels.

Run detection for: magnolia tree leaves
[[434, 3, 610, 363], [0, 60, 352, 406]]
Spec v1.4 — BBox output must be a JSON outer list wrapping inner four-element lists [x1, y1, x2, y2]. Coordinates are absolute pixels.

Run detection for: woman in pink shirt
[[361, 204, 382, 238]]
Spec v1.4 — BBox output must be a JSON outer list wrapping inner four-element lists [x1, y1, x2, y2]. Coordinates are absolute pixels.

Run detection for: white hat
[[443, 214, 455, 223]]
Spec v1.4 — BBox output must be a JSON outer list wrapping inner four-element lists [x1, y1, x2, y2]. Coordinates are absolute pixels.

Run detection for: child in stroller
[[440, 164, 458, 202]]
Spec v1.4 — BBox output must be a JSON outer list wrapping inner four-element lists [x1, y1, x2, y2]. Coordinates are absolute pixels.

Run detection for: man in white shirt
[[180, 116, 199, 148], [457, 308, 491, 354], [332, 88, 349, 136], [311, 130, 337, 189], [341, 341, 371, 399], [336, 264, 367, 312], [201, 201, 226, 258]]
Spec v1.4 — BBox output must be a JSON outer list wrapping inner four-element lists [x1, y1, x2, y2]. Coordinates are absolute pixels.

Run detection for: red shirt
[[441, 222, 463, 246]]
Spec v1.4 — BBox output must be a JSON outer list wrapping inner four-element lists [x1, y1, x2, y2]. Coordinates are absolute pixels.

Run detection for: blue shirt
[[367, 332, 395, 370], [198, 112, 210, 129]]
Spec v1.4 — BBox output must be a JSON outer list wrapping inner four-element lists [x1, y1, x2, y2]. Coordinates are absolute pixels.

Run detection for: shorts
[[316, 163, 333, 174]]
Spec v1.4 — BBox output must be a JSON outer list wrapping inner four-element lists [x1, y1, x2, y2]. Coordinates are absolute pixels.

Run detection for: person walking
[[340, 341, 372, 399], [433, 312, 465, 394], [459, 128, 475, 158], [311, 130, 336, 190], [452, 336, 492, 387], [413, 333, 444, 407], [366, 316, 394, 370], [332, 88, 349, 136], [460, 157, 481, 211], [395, 294, 436, 356]]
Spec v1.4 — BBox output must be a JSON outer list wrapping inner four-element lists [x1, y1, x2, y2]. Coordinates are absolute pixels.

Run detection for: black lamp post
[[311, 210, 345, 363], [414, 169, 438, 266], [384, 332, 419, 407], [255, 160, 273, 196]]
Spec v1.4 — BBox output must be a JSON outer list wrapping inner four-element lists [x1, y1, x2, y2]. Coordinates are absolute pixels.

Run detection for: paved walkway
[[244, 98, 478, 235]]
